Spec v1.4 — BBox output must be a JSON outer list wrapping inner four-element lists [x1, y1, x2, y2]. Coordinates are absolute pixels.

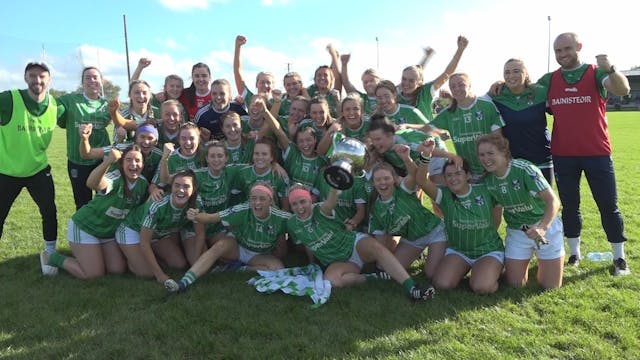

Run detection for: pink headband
[[288, 188, 312, 203], [251, 184, 273, 199]]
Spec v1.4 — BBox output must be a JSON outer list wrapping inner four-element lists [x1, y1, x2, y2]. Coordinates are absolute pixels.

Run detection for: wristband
[[419, 152, 431, 166]]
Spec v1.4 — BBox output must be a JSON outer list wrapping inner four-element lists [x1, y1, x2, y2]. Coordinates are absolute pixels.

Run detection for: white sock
[[611, 242, 625, 260], [44, 240, 57, 254], [567, 237, 581, 258]]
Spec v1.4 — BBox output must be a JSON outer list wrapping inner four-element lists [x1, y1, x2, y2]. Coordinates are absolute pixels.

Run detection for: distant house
[[607, 69, 640, 111]]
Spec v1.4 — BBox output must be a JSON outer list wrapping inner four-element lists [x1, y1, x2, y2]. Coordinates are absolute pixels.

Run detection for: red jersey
[[179, 90, 211, 121], [547, 65, 610, 156]]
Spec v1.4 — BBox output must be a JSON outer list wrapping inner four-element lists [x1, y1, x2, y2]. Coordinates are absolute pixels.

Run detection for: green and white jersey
[[287, 204, 356, 266], [195, 165, 243, 213], [435, 184, 503, 258], [278, 95, 293, 118], [226, 141, 253, 165], [232, 165, 289, 203], [298, 118, 330, 143], [342, 115, 370, 142], [124, 195, 202, 238], [359, 92, 377, 117], [283, 144, 327, 189], [307, 84, 338, 117], [398, 82, 437, 121], [369, 180, 441, 240], [220, 203, 291, 253], [157, 128, 179, 149], [277, 115, 292, 138], [431, 95, 505, 175], [386, 103, 428, 126], [118, 106, 160, 142], [483, 159, 549, 230], [57, 93, 111, 165], [313, 176, 367, 224], [153, 148, 205, 184], [101, 143, 163, 181], [72, 170, 149, 238]]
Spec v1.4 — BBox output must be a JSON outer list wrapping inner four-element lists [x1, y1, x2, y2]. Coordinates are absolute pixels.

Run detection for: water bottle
[[585, 252, 614, 262]]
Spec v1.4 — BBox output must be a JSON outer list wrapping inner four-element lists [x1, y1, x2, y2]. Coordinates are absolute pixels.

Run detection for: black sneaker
[[613, 258, 631, 276], [567, 255, 580, 267], [410, 285, 436, 301]]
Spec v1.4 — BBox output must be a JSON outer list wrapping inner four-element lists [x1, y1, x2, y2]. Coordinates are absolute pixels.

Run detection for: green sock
[[179, 271, 198, 287], [402, 278, 416, 295], [48, 252, 66, 268]]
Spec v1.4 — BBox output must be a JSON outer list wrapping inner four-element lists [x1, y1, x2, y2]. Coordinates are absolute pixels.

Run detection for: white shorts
[[67, 219, 114, 245], [347, 232, 368, 268], [505, 217, 565, 260], [399, 222, 446, 250], [444, 248, 505, 266], [237, 245, 261, 264], [115, 224, 164, 245]]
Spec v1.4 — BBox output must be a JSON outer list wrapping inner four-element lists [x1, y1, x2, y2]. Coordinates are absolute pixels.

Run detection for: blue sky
[[1, 0, 636, 99]]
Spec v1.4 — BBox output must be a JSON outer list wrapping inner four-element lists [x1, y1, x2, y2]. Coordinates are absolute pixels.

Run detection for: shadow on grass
[[0, 253, 627, 359]]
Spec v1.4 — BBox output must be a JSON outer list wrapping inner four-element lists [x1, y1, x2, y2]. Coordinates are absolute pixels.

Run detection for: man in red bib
[[538, 32, 631, 275]]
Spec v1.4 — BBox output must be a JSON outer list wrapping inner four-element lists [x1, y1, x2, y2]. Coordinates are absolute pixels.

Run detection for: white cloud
[[159, 0, 225, 11], [262, 0, 289, 6], [158, 37, 184, 51]]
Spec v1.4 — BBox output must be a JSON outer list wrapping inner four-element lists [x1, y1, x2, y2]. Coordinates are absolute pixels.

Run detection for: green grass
[[1, 112, 640, 359]]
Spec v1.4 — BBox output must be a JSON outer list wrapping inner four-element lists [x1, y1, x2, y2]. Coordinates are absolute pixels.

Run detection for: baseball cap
[[24, 62, 50, 74]]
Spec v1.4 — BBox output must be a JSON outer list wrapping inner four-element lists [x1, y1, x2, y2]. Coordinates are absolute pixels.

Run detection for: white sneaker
[[164, 279, 180, 292], [40, 251, 58, 276]]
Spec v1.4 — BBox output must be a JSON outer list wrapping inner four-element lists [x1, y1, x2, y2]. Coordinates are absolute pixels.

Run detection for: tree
[[49, 88, 69, 98], [76, 79, 121, 100], [631, 65, 640, 71]]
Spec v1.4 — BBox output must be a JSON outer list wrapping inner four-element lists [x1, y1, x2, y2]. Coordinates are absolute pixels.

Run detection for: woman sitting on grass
[[287, 184, 435, 301], [43, 146, 148, 279], [415, 140, 504, 294], [477, 133, 564, 289], [164, 183, 291, 293], [115, 170, 205, 286], [368, 145, 447, 279]]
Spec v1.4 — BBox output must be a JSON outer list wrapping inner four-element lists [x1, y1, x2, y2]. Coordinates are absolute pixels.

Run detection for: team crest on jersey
[[267, 225, 275, 235], [475, 111, 484, 121], [388, 203, 396, 214], [474, 195, 485, 206], [399, 117, 407, 124], [512, 179, 521, 190], [302, 163, 310, 173]]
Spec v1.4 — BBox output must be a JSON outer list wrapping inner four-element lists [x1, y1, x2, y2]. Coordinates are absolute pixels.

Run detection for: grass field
[[1, 112, 639, 359]]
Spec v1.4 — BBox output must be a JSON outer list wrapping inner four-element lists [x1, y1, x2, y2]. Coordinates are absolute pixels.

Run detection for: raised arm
[[319, 187, 339, 217], [260, 97, 290, 150], [327, 44, 342, 91], [86, 147, 121, 192], [432, 36, 469, 91], [109, 99, 136, 130], [340, 54, 359, 93], [78, 123, 105, 160], [418, 47, 436, 69], [131, 58, 151, 81], [233, 35, 248, 96], [597, 54, 631, 96], [415, 139, 438, 200], [394, 144, 417, 189]]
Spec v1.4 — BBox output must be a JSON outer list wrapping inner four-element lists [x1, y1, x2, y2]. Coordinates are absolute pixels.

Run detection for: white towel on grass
[[247, 264, 331, 307]]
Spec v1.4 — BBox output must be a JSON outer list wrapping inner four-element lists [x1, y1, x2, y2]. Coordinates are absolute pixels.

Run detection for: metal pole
[[547, 16, 551, 72], [376, 36, 379, 70], [123, 14, 131, 83]]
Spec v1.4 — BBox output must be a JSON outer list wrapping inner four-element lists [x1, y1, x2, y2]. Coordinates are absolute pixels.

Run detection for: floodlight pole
[[124, 14, 131, 83], [547, 16, 551, 73]]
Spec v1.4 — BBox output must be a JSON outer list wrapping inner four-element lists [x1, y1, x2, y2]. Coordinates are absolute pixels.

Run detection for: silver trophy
[[324, 133, 367, 190]]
